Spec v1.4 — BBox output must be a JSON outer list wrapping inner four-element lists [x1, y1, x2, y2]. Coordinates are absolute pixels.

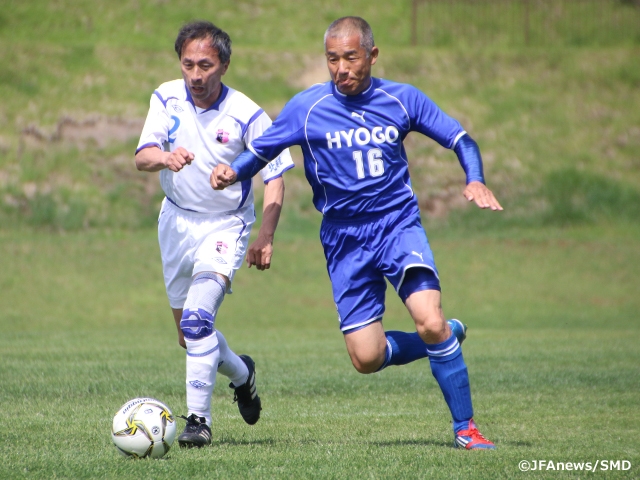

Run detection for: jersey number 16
[[353, 148, 384, 179]]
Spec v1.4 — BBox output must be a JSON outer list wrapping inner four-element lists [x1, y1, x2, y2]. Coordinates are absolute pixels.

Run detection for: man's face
[[180, 38, 229, 109], [325, 33, 378, 96]]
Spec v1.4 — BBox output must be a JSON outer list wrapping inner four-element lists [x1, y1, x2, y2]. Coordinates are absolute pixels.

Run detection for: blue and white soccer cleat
[[455, 419, 496, 450], [447, 318, 467, 345]]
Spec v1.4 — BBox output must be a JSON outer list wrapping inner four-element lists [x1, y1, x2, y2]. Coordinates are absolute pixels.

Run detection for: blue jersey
[[248, 77, 466, 220]]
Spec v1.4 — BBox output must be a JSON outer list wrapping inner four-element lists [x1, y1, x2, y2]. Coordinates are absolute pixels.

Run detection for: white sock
[[185, 332, 219, 426], [216, 330, 249, 387], [181, 272, 227, 427]]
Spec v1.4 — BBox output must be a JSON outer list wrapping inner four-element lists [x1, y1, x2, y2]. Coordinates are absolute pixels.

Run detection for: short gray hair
[[324, 17, 375, 56]]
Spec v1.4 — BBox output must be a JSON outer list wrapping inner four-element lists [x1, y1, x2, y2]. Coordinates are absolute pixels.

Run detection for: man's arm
[[246, 176, 285, 270], [210, 149, 267, 189], [453, 134, 503, 211], [135, 146, 194, 173]]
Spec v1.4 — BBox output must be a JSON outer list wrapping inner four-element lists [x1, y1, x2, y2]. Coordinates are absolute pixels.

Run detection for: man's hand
[[247, 176, 284, 271], [211, 164, 238, 190], [178, 330, 186, 349], [463, 181, 503, 211], [246, 234, 274, 271], [166, 147, 194, 172], [135, 145, 194, 173]]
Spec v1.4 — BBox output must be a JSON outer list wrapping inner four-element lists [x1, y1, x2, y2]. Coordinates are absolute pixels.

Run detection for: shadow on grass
[[212, 437, 457, 448], [501, 440, 535, 447], [372, 439, 452, 448], [216, 437, 279, 446], [373, 438, 534, 448]]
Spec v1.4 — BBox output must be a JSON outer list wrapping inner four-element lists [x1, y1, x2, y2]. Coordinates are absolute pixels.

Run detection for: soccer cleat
[[448, 318, 467, 345], [455, 420, 496, 450], [177, 414, 211, 448], [229, 354, 262, 425]]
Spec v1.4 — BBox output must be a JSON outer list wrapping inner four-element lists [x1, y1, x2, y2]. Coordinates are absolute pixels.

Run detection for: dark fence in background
[[411, 0, 640, 47]]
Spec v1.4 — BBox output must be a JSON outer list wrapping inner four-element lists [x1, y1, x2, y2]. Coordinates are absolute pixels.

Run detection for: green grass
[[0, 224, 639, 479], [414, 0, 640, 48], [2, 45, 639, 229], [0, 1, 639, 230], [0, 2, 639, 477]]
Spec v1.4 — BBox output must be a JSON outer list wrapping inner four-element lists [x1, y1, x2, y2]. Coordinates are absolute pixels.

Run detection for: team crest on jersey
[[216, 241, 228, 254], [216, 129, 230, 143]]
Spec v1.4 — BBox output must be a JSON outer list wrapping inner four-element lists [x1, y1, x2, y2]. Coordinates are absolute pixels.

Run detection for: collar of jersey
[[184, 83, 229, 113], [331, 78, 376, 104]]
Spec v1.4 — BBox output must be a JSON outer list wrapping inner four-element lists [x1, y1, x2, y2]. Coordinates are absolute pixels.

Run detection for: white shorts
[[158, 198, 255, 309]]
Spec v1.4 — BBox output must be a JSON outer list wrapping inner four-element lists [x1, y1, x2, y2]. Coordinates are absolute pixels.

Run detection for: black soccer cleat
[[230, 354, 262, 425], [178, 414, 212, 448]]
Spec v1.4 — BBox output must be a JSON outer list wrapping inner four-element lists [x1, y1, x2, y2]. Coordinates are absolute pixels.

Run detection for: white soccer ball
[[111, 397, 177, 459]]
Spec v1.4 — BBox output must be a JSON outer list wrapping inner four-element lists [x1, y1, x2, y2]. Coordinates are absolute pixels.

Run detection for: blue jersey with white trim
[[249, 77, 465, 219]]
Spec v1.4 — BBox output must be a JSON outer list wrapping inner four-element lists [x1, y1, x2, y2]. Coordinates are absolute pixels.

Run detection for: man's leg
[[343, 320, 467, 374], [177, 271, 227, 448], [344, 321, 466, 373], [343, 322, 388, 373], [405, 289, 495, 449], [174, 308, 253, 379], [325, 213, 463, 373], [216, 331, 249, 385], [217, 331, 261, 425], [171, 308, 186, 349], [376, 268, 467, 371], [172, 309, 258, 424]]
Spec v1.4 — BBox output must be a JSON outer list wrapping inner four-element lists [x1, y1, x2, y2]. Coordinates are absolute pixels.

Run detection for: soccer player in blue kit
[[212, 16, 503, 449]]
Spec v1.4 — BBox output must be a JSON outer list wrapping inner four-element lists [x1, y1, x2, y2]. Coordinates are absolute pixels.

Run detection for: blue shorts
[[320, 202, 440, 333]]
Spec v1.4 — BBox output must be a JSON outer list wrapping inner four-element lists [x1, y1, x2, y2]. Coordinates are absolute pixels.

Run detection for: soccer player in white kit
[[135, 20, 294, 448]]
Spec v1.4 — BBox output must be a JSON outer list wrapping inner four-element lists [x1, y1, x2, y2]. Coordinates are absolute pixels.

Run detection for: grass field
[[1, 0, 639, 478], [1, 1, 639, 229], [1, 222, 639, 479]]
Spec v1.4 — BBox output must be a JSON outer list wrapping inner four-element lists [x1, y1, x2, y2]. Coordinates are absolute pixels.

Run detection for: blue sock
[[426, 333, 474, 433], [377, 331, 429, 371]]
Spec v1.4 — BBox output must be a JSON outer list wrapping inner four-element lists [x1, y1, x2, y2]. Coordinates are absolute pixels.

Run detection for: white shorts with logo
[[158, 198, 255, 309]]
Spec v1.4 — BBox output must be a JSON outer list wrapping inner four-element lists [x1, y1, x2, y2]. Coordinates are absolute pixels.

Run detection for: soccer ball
[[111, 398, 177, 459]]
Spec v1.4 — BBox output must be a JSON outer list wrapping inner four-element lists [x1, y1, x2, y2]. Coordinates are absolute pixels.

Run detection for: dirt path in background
[[21, 116, 144, 149], [17, 114, 466, 219]]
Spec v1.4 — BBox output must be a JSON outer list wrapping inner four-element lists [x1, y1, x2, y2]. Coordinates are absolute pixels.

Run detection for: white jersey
[[137, 79, 294, 214]]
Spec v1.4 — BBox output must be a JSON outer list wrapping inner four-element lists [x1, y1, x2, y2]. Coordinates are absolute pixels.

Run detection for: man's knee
[[411, 306, 449, 344], [180, 308, 214, 340], [414, 310, 446, 337], [344, 324, 387, 374], [349, 352, 384, 374], [180, 308, 219, 357], [404, 289, 448, 341], [180, 271, 227, 340]]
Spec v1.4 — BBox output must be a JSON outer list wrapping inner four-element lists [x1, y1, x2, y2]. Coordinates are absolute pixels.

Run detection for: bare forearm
[[258, 177, 284, 242], [136, 146, 194, 173], [135, 146, 169, 172]]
